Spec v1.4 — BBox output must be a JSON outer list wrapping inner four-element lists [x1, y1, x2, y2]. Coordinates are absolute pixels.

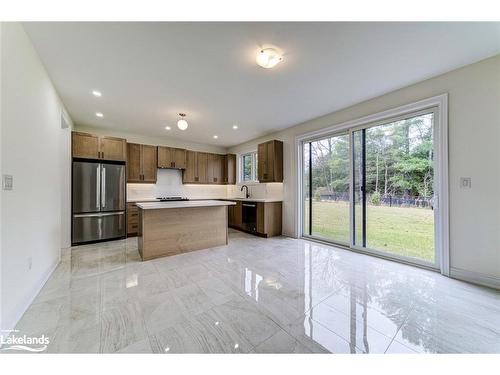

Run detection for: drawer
[[128, 211, 139, 220], [127, 204, 138, 212], [128, 222, 139, 233]]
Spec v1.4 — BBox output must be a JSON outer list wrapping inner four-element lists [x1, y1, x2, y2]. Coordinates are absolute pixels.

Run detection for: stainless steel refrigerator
[[72, 161, 126, 245]]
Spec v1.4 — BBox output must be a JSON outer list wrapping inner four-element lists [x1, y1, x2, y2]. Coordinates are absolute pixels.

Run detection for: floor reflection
[[12, 230, 500, 353]]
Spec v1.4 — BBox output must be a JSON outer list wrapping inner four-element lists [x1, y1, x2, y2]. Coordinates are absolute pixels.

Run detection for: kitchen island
[[136, 200, 236, 260]]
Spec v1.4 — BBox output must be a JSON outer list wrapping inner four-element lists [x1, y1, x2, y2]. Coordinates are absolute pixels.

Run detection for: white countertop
[[127, 198, 160, 203], [136, 200, 236, 210], [225, 198, 283, 203]]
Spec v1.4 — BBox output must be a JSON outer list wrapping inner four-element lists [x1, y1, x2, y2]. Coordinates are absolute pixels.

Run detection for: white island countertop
[[136, 200, 236, 210]]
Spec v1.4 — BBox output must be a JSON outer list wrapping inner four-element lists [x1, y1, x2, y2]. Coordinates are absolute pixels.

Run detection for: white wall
[[228, 54, 500, 285], [0, 23, 72, 330], [0, 22, 3, 332], [60, 111, 73, 249]]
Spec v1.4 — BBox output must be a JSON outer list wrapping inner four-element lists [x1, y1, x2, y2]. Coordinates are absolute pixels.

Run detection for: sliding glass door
[[303, 134, 350, 244], [302, 108, 438, 268]]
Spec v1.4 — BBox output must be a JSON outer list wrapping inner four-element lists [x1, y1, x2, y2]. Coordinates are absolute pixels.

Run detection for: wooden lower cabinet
[[257, 202, 282, 237], [228, 201, 242, 229], [127, 202, 140, 237], [228, 200, 281, 237]]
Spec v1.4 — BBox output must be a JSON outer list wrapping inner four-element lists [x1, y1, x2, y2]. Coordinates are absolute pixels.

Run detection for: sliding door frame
[[295, 94, 449, 275]]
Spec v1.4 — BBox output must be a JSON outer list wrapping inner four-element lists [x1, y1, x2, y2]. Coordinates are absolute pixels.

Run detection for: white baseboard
[[1, 256, 61, 333], [450, 267, 500, 290]]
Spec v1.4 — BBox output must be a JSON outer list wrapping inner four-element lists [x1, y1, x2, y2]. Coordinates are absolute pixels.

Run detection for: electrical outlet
[[27, 256, 32, 271], [2, 175, 13, 190], [460, 177, 472, 189]]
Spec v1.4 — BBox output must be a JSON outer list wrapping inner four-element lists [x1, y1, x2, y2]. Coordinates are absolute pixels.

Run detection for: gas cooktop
[[156, 196, 189, 202]]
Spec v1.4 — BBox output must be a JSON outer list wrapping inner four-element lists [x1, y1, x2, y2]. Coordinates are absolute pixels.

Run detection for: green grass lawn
[[305, 201, 435, 262]]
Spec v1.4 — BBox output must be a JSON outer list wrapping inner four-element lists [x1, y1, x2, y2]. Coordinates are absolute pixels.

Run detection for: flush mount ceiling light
[[256, 48, 283, 69], [213, 135, 218, 139], [232, 125, 238, 130], [165, 126, 171, 130], [177, 113, 188, 130], [92, 90, 102, 97], [95, 112, 103, 118]]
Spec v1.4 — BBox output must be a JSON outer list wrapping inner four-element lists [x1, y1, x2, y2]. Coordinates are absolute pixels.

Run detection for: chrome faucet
[[240, 185, 250, 198]]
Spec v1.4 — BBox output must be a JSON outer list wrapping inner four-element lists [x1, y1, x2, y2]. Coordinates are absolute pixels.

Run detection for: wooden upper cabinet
[[141, 145, 157, 183], [72, 132, 100, 159], [157, 146, 172, 168], [158, 146, 186, 169], [183, 150, 197, 183], [184, 152, 235, 185], [100, 136, 127, 161], [173, 148, 187, 169], [72, 132, 126, 161], [127, 143, 142, 182], [127, 143, 157, 183], [257, 140, 283, 183], [183, 151, 208, 184], [197, 152, 208, 184], [225, 154, 236, 184], [207, 154, 224, 184]]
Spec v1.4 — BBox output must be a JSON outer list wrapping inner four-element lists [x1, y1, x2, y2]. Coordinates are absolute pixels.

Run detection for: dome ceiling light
[[256, 48, 283, 69], [177, 113, 188, 130]]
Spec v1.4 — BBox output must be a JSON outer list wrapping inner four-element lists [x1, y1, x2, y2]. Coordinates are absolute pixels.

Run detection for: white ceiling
[[24, 22, 500, 147]]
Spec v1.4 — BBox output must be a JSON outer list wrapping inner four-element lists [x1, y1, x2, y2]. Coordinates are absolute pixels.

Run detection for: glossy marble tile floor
[[12, 230, 500, 353]]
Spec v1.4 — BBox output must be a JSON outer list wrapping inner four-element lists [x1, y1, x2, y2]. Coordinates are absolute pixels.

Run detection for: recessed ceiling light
[[232, 125, 238, 130], [177, 113, 188, 130], [256, 48, 283, 69], [165, 126, 171, 130], [95, 112, 103, 118], [213, 135, 218, 139], [92, 90, 102, 97]]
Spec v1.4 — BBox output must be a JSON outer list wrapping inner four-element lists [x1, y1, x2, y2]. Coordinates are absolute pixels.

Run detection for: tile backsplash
[[226, 182, 283, 200], [127, 169, 283, 201]]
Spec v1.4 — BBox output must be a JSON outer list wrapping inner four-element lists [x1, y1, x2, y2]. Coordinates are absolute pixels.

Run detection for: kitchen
[[71, 131, 284, 260], [3, 20, 499, 357]]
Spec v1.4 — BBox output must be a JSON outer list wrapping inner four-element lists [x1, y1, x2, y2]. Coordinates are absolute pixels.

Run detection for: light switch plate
[[460, 177, 471, 189], [2, 175, 13, 190]]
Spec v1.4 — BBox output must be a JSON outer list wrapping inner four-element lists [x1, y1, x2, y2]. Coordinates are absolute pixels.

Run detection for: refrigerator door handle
[[96, 164, 101, 209], [101, 166, 106, 208]]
